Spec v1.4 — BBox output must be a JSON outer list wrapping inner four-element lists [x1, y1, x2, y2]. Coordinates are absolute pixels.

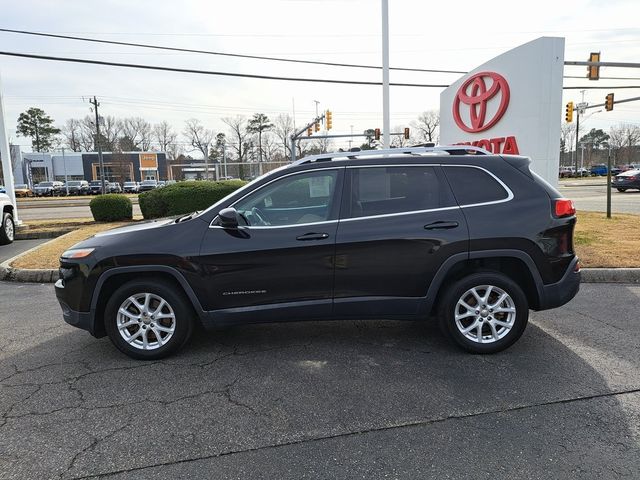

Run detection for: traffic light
[[314, 122, 320, 132], [587, 52, 600, 80], [307, 127, 312, 136], [325, 110, 332, 130], [404, 127, 410, 140], [374, 128, 381, 140], [605, 93, 614, 111], [565, 102, 574, 123]]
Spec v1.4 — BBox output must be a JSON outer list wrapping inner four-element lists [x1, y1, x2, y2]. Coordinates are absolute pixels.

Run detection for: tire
[[0, 212, 14, 245], [617, 188, 626, 192], [104, 279, 194, 360], [438, 272, 529, 354]]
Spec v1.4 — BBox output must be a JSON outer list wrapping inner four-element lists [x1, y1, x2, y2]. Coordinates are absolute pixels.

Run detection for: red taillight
[[554, 198, 576, 217]]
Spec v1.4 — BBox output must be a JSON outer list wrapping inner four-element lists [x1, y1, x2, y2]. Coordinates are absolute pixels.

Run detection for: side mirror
[[218, 207, 239, 229]]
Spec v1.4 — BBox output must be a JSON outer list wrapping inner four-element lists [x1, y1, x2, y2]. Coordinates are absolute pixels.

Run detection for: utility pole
[[89, 96, 106, 194]]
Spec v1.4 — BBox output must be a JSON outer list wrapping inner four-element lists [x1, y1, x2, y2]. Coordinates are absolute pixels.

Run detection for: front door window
[[234, 170, 339, 226]]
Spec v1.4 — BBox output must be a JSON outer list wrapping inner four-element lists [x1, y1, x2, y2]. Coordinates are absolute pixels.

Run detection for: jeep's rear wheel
[[105, 280, 193, 360], [617, 188, 626, 192], [439, 272, 528, 354]]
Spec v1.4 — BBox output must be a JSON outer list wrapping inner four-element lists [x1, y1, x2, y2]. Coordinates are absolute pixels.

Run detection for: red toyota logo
[[453, 71, 510, 133]]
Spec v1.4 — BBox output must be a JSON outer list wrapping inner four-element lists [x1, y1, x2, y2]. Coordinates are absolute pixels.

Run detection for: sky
[[0, 0, 638, 155]]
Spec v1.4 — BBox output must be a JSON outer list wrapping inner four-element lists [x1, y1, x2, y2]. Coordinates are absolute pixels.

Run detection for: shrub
[[139, 180, 247, 219], [89, 194, 133, 221]]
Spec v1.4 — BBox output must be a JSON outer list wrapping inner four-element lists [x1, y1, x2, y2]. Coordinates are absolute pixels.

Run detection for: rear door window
[[344, 166, 454, 219]]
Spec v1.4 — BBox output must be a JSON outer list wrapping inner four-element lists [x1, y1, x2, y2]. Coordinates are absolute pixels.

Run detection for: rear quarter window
[[444, 166, 510, 206]]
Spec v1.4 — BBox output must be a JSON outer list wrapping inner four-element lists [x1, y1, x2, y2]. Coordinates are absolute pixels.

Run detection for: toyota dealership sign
[[440, 37, 565, 185]]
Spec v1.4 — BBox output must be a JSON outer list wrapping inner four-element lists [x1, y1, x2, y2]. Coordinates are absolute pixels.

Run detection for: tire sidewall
[[104, 280, 193, 360], [0, 212, 14, 245], [439, 272, 529, 354]]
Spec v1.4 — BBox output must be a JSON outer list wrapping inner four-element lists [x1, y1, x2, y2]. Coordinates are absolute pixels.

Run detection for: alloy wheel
[[454, 285, 516, 344], [116, 292, 176, 350]]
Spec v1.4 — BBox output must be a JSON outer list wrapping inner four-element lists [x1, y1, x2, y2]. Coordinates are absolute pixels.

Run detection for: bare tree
[[79, 115, 121, 151], [61, 119, 83, 152], [609, 123, 640, 163], [121, 117, 152, 151], [183, 119, 214, 179], [222, 116, 250, 178], [560, 122, 576, 166], [273, 114, 294, 160], [412, 110, 440, 144], [153, 121, 177, 154]]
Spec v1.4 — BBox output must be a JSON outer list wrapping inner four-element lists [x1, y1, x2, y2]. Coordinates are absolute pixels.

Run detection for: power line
[[0, 50, 451, 87], [0, 28, 467, 74], [2, 50, 640, 91]]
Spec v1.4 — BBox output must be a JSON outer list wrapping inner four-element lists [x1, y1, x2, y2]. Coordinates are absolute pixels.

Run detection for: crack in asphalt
[[66, 387, 640, 480]]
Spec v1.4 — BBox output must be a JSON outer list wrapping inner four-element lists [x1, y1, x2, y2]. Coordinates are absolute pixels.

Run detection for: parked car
[[64, 180, 90, 196], [157, 181, 166, 188], [13, 184, 33, 197], [34, 181, 64, 196], [612, 169, 640, 192], [0, 191, 15, 244], [108, 182, 122, 194], [89, 180, 108, 195], [138, 180, 158, 192], [55, 145, 580, 360], [122, 181, 139, 193], [590, 164, 607, 176], [558, 166, 574, 178]]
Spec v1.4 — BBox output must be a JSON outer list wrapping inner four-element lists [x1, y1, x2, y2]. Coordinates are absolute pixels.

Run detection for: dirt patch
[[574, 211, 640, 268], [11, 222, 132, 270]]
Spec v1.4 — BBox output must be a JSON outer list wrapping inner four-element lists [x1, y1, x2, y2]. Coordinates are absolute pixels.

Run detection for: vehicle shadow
[[1, 318, 638, 479]]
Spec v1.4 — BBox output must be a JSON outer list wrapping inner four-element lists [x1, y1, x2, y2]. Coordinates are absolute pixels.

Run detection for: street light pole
[[381, 0, 390, 149]]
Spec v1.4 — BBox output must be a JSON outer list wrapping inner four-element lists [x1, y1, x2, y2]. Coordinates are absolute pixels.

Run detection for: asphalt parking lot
[[0, 281, 639, 479]]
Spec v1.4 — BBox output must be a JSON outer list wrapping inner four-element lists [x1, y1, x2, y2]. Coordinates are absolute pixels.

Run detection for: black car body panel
[[55, 152, 580, 340]]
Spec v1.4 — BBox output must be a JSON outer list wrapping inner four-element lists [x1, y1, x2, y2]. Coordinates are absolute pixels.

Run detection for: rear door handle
[[296, 232, 330, 241], [424, 221, 459, 230]]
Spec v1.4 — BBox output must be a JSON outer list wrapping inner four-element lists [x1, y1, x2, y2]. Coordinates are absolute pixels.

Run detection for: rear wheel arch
[[428, 253, 542, 316]]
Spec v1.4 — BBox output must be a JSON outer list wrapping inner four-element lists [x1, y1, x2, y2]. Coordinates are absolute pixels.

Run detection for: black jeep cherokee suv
[[55, 146, 580, 359]]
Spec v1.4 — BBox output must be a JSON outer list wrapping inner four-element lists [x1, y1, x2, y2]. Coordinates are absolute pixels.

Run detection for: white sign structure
[[440, 37, 565, 185]]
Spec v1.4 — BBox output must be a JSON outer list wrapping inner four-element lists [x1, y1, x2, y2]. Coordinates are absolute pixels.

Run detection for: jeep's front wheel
[[439, 273, 529, 354], [105, 280, 193, 360], [0, 212, 15, 245]]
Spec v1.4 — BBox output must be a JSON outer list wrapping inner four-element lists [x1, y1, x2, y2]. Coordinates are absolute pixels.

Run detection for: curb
[[15, 229, 74, 240], [580, 268, 640, 284], [0, 231, 77, 283]]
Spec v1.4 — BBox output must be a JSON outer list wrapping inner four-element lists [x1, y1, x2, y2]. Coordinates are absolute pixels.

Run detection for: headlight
[[61, 248, 95, 259]]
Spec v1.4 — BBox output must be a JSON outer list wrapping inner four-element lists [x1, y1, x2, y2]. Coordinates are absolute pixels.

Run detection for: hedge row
[[89, 194, 133, 221], [138, 180, 246, 219]]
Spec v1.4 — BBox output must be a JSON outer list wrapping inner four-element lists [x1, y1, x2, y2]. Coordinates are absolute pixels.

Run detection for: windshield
[[124, 182, 135, 186], [67, 181, 81, 186], [39, 182, 53, 187], [15, 184, 27, 189], [90, 181, 102, 186], [141, 180, 157, 185]]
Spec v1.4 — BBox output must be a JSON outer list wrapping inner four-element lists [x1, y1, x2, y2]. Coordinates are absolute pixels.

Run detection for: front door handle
[[424, 221, 459, 230], [296, 232, 330, 241]]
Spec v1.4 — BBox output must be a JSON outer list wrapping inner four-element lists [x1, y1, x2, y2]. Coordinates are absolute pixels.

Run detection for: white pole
[[62, 148, 69, 195], [381, 0, 390, 149], [0, 72, 19, 223]]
